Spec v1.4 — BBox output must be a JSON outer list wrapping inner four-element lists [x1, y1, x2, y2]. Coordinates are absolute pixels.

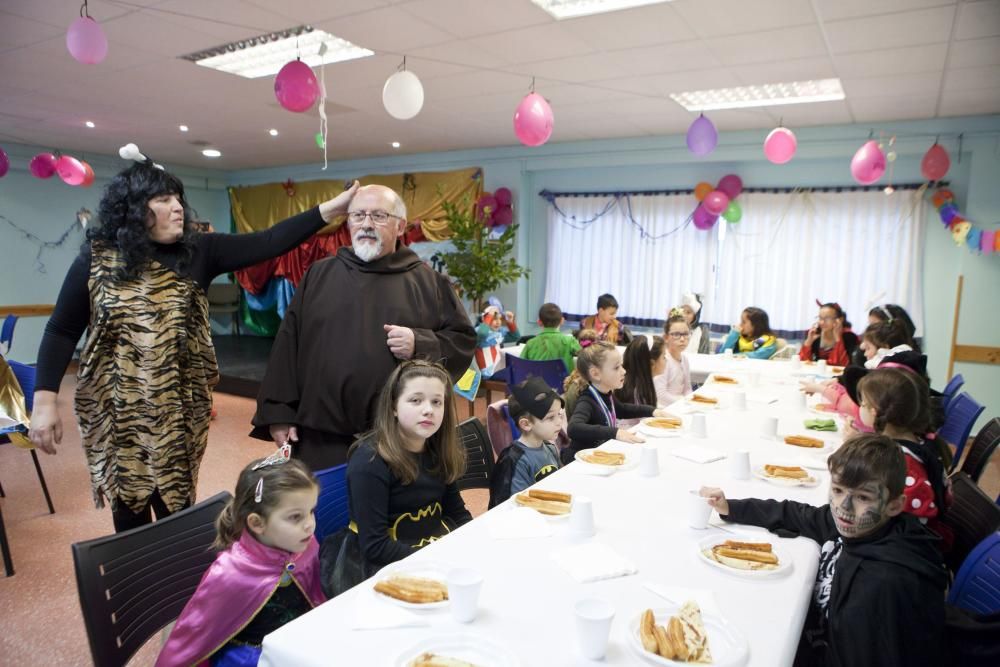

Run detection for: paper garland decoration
[[932, 188, 998, 256]]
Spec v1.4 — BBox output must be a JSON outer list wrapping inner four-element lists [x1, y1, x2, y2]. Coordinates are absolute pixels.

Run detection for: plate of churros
[[638, 416, 684, 438], [514, 488, 572, 519], [781, 434, 829, 450], [373, 563, 451, 610], [395, 634, 521, 667], [686, 393, 720, 409], [697, 536, 791, 578], [753, 464, 820, 488], [628, 602, 748, 666], [709, 375, 741, 386], [575, 447, 638, 471]]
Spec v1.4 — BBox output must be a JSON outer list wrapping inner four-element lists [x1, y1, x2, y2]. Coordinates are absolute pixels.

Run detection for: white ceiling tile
[[954, 0, 1000, 40], [949, 37, 1000, 68], [608, 41, 727, 76], [559, 3, 695, 49], [408, 39, 513, 70], [729, 57, 837, 86], [316, 6, 455, 53], [705, 108, 776, 131], [672, 0, 816, 38], [705, 25, 828, 66], [0, 11, 64, 52], [833, 44, 948, 78], [849, 94, 939, 122], [842, 72, 940, 98], [529, 53, 638, 84], [772, 100, 854, 127], [399, 0, 551, 38], [815, 0, 955, 22], [420, 70, 530, 102], [474, 23, 598, 65], [540, 84, 626, 106], [938, 87, 1000, 116], [825, 6, 956, 54], [609, 69, 744, 98], [943, 66, 1000, 91]]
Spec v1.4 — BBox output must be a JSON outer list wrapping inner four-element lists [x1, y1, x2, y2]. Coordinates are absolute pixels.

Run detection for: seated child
[[562, 328, 599, 416], [580, 293, 634, 345], [522, 302, 581, 372], [799, 302, 859, 366], [474, 305, 518, 376], [720, 306, 778, 359], [322, 360, 472, 596], [157, 449, 326, 667], [655, 311, 693, 406], [488, 376, 564, 508], [615, 336, 663, 426], [564, 341, 671, 464], [678, 292, 712, 354], [701, 434, 947, 667]]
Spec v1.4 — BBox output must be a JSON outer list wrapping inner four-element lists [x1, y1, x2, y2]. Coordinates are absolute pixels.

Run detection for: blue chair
[[0, 360, 55, 514], [939, 392, 986, 470], [948, 531, 1000, 615], [0, 315, 15, 355], [940, 373, 965, 412], [313, 463, 348, 545], [501, 402, 522, 441], [505, 355, 567, 394]]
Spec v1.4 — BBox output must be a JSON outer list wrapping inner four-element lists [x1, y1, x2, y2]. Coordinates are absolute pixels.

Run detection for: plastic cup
[[574, 598, 615, 660], [447, 568, 483, 623], [724, 349, 734, 359], [639, 445, 659, 477], [796, 392, 808, 410], [732, 391, 747, 410], [691, 413, 708, 438], [569, 496, 595, 538], [687, 490, 713, 529], [729, 450, 751, 480], [761, 416, 779, 439]]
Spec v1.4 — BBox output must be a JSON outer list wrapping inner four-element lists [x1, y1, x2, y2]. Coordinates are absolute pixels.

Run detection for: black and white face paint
[[828, 478, 891, 538]]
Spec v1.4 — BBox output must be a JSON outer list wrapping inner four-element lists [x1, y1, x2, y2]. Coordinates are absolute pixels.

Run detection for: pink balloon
[[66, 16, 108, 64], [29, 153, 57, 179], [703, 190, 730, 216], [764, 127, 797, 164], [513, 93, 554, 147], [56, 155, 87, 186], [850, 140, 886, 185], [981, 230, 995, 255], [476, 194, 498, 221], [493, 205, 513, 227], [686, 114, 717, 156], [921, 143, 950, 181], [494, 187, 512, 207], [274, 60, 319, 113], [692, 205, 718, 230], [717, 174, 742, 200], [0, 146, 8, 178]]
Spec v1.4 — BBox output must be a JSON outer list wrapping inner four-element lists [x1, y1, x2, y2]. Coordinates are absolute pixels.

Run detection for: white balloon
[[119, 143, 146, 162], [382, 70, 424, 120]]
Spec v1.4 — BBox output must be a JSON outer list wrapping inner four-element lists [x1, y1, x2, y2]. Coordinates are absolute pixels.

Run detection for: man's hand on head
[[384, 324, 415, 359]]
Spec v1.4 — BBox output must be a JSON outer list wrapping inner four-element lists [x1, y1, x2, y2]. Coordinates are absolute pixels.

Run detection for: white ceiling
[[1, 0, 998, 169]]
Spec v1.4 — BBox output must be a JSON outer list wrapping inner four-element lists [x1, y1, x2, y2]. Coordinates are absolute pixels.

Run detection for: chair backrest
[[206, 283, 241, 307], [485, 399, 514, 460], [940, 373, 966, 411], [456, 417, 494, 491], [960, 417, 1000, 484], [7, 360, 35, 412], [504, 355, 567, 393], [948, 531, 1000, 615], [941, 472, 1000, 574], [1, 314, 16, 355], [313, 463, 349, 544], [938, 392, 986, 467], [501, 402, 522, 442], [71, 491, 231, 667]]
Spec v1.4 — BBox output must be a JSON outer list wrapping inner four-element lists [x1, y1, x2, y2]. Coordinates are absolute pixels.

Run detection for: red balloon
[[921, 143, 950, 181], [703, 190, 730, 216], [717, 174, 743, 200], [494, 187, 512, 207], [80, 161, 95, 187], [692, 204, 718, 230], [493, 205, 513, 227]]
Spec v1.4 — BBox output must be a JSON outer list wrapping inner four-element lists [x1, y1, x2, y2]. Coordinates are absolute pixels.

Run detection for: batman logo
[[389, 502, 452, 548], [534, 464, 558, 481]]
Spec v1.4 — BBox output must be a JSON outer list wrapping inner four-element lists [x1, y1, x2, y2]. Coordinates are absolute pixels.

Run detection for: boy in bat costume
[[700, 434, 947, 667]]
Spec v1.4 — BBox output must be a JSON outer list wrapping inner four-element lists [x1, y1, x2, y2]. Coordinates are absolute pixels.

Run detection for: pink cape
[[155, 532, 326, 667]]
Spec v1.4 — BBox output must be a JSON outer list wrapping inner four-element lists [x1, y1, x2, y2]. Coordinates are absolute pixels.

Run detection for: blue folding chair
[[1, 360, 55, 514], [940, 373, 965, 412], [939, 392, 986, 470], [0, 315, 15, 355], [948, 531, 1000, 615], [505, 355, 567, 394], [313, 463, 348, 545], [501, 402, 522, 441]]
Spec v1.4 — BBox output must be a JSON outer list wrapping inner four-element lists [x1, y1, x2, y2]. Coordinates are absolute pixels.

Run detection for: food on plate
[[515, 489, 572, 515], [373, 575, 448, 604], [763, 464, 810, 479], [644, 416, 683, 429], [638, 602, 712, 663], [711, 375, 739, 384], [784, 434, 825, 448], [813, 403, 836, 412], [830, 365, 844, 375], [690, 394, 718, 405], [706, 540, 780, 571], [581, 450, 626, 466], [408, 653, 480, 667]]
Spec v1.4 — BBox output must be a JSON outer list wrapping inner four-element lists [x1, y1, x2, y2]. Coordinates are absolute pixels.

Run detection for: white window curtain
[[544, 189, 925, 336]]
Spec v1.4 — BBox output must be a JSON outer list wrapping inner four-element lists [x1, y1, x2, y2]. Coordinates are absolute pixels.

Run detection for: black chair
[[72, 491, 231, 667], [456, 417, 494, 491], [1, 503, 12, 576], [959, 417, 1000, 484], [940, 472, 1000, 574]]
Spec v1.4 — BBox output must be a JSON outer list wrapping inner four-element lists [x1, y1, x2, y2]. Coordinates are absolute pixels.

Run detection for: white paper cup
[[569, 496, 595, 538], [691, 413, 708, 439], [817, 360, 828, 371], [447, 568, 483, 623], [795, 392, 808, 410], [790, 356, 801, 369], [732, 391, 747, 410], [724, 348, 734, 359], [729, 450, 751, 480], [749, 372, 761, 387], [639, 445, 659, 477], [574, 598, 615, 660], [687, 490, 713, 529], [761, 416, 779, 439]]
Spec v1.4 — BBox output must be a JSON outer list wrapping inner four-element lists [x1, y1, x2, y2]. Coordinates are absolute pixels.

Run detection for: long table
[[260, 358, 841, 666]]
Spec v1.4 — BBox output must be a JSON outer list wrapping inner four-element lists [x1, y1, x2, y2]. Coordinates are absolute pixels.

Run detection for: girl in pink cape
[[157, 446, 326, 667]]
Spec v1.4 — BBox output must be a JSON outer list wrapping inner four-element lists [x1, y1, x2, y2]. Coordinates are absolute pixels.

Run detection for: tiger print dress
[[75, 244, 219, 513]]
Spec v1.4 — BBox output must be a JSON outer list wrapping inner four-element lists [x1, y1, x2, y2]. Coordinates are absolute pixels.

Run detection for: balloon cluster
[[476, 187, 514, 228], [932, 188, 997, 256], [28, 152, 95, 187], [692, 175, 743, 230]]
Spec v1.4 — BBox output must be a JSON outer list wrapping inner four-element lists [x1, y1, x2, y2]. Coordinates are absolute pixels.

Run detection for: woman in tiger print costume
[[30, 156, 360, 532]]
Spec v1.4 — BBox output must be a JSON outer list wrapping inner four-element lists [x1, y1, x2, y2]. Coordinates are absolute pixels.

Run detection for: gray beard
[[352, 234, 382, 262]]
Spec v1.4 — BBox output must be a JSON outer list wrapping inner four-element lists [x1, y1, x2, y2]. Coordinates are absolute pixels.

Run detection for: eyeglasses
[[667, 332, 691, 339], [347, 210, 401, 226]]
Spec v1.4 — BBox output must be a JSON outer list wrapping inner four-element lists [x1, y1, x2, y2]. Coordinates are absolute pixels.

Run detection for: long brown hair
[[616, 337, 656, 405], [362, 360, 464, 485], [566, 341, 616, 394], [742, 307, 774, 339], [564, 328, 600, 392], [857, 367, 931, 436], [214, 458, 318, 550]]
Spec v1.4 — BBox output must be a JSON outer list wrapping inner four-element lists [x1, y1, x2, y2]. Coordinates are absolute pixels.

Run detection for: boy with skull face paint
[[701, 434, 947, 667]]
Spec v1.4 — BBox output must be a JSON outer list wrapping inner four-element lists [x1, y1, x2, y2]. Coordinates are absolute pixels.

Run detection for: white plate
[[395, 633, 521, 667], [752, 465, 821, 488], [637, 419, 684, 439], [373, 561, 452, 610], [626, 606, 749, 667], [696, 534, 792, 579], [574, 446, 639, 471]]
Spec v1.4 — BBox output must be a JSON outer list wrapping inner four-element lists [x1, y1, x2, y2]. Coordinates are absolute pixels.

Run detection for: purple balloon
[[0, 146, 8, 178], [692, 204, 718, 230], [29, 153, 57, 179], [717, 174, 742, 200], [494, 187, 513, 207], [939, 204, 958, 225], [686, 114, 717, 156], [274, 60, 319, 113], [66, 16, 108, 64]]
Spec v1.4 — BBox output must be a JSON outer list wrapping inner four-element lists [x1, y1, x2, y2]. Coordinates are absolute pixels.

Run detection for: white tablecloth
[[260, 363, 840, 667]]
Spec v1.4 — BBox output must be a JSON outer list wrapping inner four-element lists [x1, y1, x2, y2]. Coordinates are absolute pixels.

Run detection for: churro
[[374, 575, 448, 604], [784, 435, 824, 448]]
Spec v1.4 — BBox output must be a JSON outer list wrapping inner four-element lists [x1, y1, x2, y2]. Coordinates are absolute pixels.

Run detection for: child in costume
[[474, 305, 518, 376], [580, 293, 633, 345], [521, 302, 581, 373], [799, 301, 859, 366], [720, 306, 778, 359], [678, 292, 711, 354], [156, 448, 325, 667]]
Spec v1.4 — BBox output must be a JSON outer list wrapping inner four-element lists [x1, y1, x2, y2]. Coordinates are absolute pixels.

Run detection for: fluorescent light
[[84, 121, 95, 128], [670, 78, 845, 111], [391, 141, 400, 149], [202, 149, 221, 158], [269, 128, 279, 136], [179, 125, 189, 132], [530, 0, 672, 19], [181, 25, 373, 79]]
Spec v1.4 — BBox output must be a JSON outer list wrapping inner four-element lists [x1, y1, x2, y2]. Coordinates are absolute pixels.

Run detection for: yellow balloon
[[951, 221, 971, 246]]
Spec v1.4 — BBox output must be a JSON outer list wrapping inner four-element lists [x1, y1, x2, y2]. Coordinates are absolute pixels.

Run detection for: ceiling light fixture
[[202, 149, 221, 158], [670, 78, 846, 111], [180, 25, 373, 79], [529, 0, 672, 20], [84, 121, 95, 128], [269, 128, 279, 136], [179, 125, 189, 132], [391, 141, 401, 149]]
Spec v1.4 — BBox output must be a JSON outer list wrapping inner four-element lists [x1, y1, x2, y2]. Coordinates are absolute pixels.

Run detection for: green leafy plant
[[439, 195, 529, 314]]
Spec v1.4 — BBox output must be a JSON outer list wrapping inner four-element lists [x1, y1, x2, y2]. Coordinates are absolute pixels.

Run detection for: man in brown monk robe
[[250, 184, 476, 470]]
